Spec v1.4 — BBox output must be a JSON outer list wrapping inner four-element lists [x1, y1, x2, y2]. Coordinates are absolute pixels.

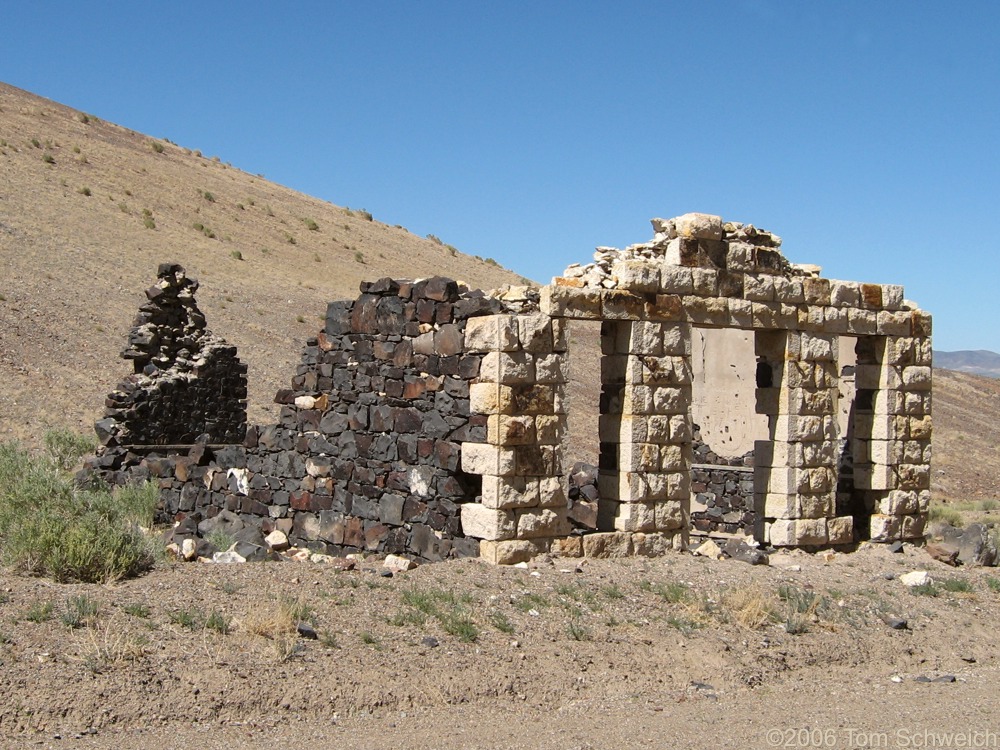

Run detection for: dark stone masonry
[[85, 268, 529, 562]]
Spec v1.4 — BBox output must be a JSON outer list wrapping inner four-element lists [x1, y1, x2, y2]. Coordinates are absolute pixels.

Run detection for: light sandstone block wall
[[460, 213, 931, 562]]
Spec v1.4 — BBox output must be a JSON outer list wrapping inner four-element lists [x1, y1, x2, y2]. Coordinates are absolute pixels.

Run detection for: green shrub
[[43, 428, 94, 471], [354, 251, 365, 264], [78, 186, 91, 196], [303, 218, 319, 231], [150, 141, 164, 154], [24, 601, 54, 623], [942, 578, 973, 593], [0, 440, 158, 583], [201, 190, 215, 202], [357, 209, 373, 221], [929, 503, 963, 527], [230, 249, 243, 261], [42, 152, 54, 164]]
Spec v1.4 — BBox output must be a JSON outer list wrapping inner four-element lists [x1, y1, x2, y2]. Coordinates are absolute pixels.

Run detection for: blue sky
[[4, 1, 999, 351]]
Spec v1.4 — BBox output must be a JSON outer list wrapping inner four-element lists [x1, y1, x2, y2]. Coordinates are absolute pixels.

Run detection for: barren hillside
[[0, 82, 526, 445]]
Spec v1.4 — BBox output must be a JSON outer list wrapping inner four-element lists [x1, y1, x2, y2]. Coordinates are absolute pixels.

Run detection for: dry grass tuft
[[718, 586, 775, 630]]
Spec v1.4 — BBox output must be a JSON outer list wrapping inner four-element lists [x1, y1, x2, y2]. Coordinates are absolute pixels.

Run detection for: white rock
[[383, 554, 417, 574], [212, 550, 247, 564], [899, 571, 931, 587], [265, 530, 289, 551], [181, 538, 198, 561], [226, 467, 249, 496], [693, 539, 724, 560]]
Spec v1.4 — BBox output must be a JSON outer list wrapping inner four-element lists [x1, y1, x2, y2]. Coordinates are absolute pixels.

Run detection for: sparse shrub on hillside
[[427, 234, 443, 244], [485, 257, 499, 267], [313, 253, 321, 262], [303, 218, 319, 231], [77, 113, 90, 124], [284, 232, 296, 245], [236, 203, 244, 210], [201, 190, 216, 203], [446, 245, 457, 256], [230, 250, 243, 261], [31, 138, 40, 148], [192, 223, 215, 239], [73, 146, 81, 154], [142, 208, 155, 230], [42, 152, 54, 164], [118, 202, 128, 213], [150, 141, 164, 154], [78, 186, 91, 196], [358, 209, 373, 222], [354, 251, 365, 264]]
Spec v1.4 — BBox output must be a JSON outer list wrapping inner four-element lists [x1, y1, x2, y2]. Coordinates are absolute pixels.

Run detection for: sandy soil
[[2, 542, 998, 749]]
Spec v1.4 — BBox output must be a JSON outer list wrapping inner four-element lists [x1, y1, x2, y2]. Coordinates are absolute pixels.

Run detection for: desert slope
[[0, 82, 526, 445]]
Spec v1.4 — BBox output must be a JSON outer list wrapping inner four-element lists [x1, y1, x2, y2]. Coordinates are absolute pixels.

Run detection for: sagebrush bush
[[0, 437, 158, 583]]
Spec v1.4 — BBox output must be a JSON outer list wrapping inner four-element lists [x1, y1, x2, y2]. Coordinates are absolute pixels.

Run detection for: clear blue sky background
[[3, 1, 998, 351]]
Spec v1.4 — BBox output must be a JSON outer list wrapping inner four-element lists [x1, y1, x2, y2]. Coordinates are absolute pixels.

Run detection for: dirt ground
[[2, 542, 999, 749]]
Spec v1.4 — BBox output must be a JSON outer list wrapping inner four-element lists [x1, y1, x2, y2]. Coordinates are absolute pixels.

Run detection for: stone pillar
[[597, 320, 691, 545], [756, 331, 853, 546], [461, 313, 570, 554], [856, 335, 931, 541]]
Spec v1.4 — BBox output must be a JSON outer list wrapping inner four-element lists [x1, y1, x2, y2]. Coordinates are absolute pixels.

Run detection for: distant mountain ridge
[[934, 350, 1000, 379]]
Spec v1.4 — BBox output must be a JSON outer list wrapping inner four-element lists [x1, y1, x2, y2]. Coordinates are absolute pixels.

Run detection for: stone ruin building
[[84, 213, 933, 565]]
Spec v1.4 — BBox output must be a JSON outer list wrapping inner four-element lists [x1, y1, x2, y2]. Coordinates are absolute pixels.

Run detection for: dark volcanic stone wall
[[88, 272, 511, 562], [86, 264, 247, 481], [689, 426, 755, 536]]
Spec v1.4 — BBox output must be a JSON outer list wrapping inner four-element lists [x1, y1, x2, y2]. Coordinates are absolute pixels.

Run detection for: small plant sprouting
[[62, 595, 99, 629], [942, 578, 973, 594], [123, 603, 150, 618], [489, 611, 515, 634], [205, 611, 231, 634], [168, 609, 200, 630], [25, 601, 54, 623]]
